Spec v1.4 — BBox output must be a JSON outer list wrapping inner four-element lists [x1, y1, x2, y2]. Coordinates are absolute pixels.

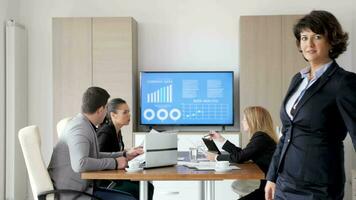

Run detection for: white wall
[[352, 10, 356, 178], [342, 11, 356, 199], [0, 1, 6, 198], [16, 0, 356, 199], [0, 2, 6, 198], [1, 1, 21, 199], [6, 21, 29, 200], [19, 0, 356, 162], [353, 16, 356, 73]]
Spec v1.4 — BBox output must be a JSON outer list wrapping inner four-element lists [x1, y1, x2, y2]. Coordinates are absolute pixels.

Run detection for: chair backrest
[[56, 117, 72, 138], [231, 180, 260, 196], [18, 125, 54, 200]]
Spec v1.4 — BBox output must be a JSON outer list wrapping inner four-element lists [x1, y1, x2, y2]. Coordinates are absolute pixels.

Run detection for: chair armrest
[[38, 189, 102, 200]]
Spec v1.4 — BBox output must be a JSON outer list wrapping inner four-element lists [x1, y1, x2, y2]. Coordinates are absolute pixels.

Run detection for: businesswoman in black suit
[[265, 10, 356, 200], [207, 106, 278, 200], [97, 98, 154, 200]]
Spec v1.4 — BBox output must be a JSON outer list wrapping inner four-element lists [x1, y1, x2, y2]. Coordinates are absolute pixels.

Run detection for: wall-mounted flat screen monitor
[[140, 71, 234, 125]]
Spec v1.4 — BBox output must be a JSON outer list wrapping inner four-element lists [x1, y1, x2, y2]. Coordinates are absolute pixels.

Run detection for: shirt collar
[[299, 60, 333, 79]]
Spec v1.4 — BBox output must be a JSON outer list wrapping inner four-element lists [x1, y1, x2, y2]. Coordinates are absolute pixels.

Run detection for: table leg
[[203, 180, 215, 200], [200, 181, 204, 200], [139, 181, 148, 200]]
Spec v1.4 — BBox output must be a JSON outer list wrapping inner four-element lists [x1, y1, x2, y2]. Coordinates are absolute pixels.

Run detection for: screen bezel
[[139, 71, 234, 126]]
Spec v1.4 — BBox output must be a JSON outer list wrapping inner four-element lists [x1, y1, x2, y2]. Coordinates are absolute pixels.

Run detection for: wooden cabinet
[[239, 15, 306, 146], [53, 17, 137, 147], [53, 18, 93, 134]]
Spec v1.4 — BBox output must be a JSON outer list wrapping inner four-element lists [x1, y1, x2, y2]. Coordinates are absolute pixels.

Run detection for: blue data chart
[[140, 71, 234, 125]]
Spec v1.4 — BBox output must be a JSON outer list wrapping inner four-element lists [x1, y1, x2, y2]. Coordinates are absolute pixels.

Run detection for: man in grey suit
[[48, 87, 137, 200]]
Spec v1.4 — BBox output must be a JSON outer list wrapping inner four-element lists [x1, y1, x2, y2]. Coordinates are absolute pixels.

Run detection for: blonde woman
[[207, 106, 277, 200]]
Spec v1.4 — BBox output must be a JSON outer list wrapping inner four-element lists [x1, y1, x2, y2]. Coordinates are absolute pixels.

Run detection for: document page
[[178, 161, 240, 171]]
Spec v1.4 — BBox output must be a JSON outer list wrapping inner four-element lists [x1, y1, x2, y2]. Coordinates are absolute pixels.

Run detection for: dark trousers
[[113, 180, 154, 200], [238, 180, 266, 200], [238, 188, 265, 200], [99, 180, 154, 200], [275, 175, 344, 200], [93, 187, 136, 200]]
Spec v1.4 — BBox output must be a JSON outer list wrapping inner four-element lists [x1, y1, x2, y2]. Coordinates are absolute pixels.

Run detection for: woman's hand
[[264, 181, 276, 200], [126, 146, 144, 160], [206, 152, 218, 161], [209, 130, 225, 143]]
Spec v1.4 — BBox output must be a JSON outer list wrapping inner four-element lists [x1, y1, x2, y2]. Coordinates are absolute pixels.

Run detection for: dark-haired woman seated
[[97, 98, 154, 200]]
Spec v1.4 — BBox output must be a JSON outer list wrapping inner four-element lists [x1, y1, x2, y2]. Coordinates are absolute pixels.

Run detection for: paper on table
[[149, 129, 160, 134], [130, 153, 145, 165], [136, 129, 162, 147], [178, 161, 240, 171]]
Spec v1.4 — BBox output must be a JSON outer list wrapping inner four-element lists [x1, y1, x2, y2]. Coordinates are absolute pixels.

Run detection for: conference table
[[81, 163, 264, 200]]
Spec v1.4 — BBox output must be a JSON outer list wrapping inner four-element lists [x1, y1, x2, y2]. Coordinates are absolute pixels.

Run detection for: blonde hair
[[243, 106, 278, 143]]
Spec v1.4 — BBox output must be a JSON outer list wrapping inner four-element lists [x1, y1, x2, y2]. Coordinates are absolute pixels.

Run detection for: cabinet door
[[240, 16, 283, 146], [152, 181, 201, 200], [239, 15, 306, 147], [53, 18, 92, 139], [92, 17, 137, 147], [281, 15, 307, 94]]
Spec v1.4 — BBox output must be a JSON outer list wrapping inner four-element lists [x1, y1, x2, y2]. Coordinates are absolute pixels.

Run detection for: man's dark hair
[[81, 87, 110, 114], [293, 10, 348, 59]]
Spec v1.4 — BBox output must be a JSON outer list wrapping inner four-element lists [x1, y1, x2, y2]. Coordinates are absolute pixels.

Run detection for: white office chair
[[56, 117, 73, 138], [18, 125, 101, 200]]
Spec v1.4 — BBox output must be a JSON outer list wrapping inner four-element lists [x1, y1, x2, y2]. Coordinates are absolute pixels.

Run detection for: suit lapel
[[81, 113, 100, 156], [282, 74, 303, 118], [291, 61, 339, 118]]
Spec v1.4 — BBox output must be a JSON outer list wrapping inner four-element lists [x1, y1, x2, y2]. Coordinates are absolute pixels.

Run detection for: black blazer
[[217, 131, 276, 175], [218, 131, 276, 192], [266, 61, 356, 186], [96, 123, 125, 152]]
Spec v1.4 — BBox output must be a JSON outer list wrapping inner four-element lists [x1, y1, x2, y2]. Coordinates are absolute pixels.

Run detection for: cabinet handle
[[164, 191, 180, 195]]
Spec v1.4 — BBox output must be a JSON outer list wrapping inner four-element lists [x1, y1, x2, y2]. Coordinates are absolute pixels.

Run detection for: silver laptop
[[142, 132, 178, 168]]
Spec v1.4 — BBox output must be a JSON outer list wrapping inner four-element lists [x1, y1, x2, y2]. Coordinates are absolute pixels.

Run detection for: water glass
[[189, 147, 198, 162]]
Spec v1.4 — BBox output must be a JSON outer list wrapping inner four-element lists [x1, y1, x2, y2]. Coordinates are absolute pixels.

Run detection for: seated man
[[48, 87, 138, 200]]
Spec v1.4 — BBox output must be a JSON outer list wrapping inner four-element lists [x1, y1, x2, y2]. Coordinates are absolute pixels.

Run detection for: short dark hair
[[81, 87, 110, 114], [293, 10, 348, 59]]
